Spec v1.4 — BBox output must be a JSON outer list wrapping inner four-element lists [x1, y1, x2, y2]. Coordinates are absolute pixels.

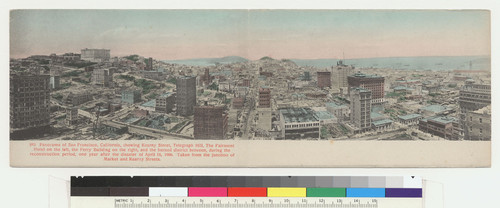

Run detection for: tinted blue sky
[[10, 10, 490, 59]]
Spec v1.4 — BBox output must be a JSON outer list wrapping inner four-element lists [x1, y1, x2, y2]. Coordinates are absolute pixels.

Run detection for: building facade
[[279, 108, 320, 140], [50, 76, 60, 89], [121, 89, 142, 104], [176, 76, 197, 116], [201, 68, 212, 86], [317, 71, 332, 89], [65, 92, 93, 106], [10, 74, 51, 138], [91, 68, 113, 87], [155, 92, 175, 113], [419, 116, 456, 140], [194, 106, 228, 140], [232, 97, 245, 109], [458, 83, 491, 140], [258, 87, 271, 108], [350, 88, 372, 131], [326, 102, 350, 121], [348, 72, 385, 104], [397, 114, 423, 126], [81, 48, 110, 62], [464, 105, 491, 141], [66, 107, 79, 125], [334, 60, 354, 88]]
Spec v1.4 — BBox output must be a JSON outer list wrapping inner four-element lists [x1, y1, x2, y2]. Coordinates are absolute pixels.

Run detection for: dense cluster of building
[[9, 48, 491, 141]]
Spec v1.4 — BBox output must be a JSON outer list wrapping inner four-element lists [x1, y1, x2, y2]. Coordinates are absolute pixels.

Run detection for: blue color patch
[[346, 188, 385, 197]]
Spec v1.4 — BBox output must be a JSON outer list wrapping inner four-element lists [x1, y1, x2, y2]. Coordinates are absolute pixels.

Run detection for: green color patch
[[307, 188, 346, 197]]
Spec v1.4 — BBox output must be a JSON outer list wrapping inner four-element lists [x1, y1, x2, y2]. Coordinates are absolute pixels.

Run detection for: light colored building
[[315, 111, 337, 124], [464, 105, 491, 141], [334, 60, 354, 88], [350, 87, 372, 132], [155, 92, 175, 113], [235, 86, 248, 98], [81, 48, 110, 62], [419, 104, 452, 117], [66, 107, 79, 125], [65, 92, 93, 106], [121, 89, 142, 104], [458, 83, 490, 140], [257, 108, 272, 131], [397, 114, 423, 126], [50, 76, 60, 89], [279, 107, 320, 140], [326, 102, 350, 121], [91, 68, 113, 87], [140, 99, 156, 112], [372, 119, 393, 131]]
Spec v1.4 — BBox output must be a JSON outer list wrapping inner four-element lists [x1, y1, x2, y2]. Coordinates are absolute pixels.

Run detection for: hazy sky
[[10, 10, 490, 60]]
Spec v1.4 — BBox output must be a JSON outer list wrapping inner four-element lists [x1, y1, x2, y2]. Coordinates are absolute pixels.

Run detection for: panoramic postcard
[[9, 10, 491, 167]]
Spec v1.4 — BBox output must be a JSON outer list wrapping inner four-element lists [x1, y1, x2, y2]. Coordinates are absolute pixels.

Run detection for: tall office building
[[176, 76, 197, 116], [333, 60, 354, 88], [348, 72, 385, 104], [458, 83, 491, 140], [317, 71, 332, 89], [350, 87, 372, 132], [81, 48, 110, 62], [258, 87, 271, 108], [201, 68, 212, 86], [10, 73, 51, 139], [92, 68, 113, 87], [155, 92, 175, 113], [194, 106, 228, 140], [257, 87, 272, 131]]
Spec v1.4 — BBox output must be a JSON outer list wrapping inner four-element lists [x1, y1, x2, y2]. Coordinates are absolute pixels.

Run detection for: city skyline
[[10, 10, 490, 60]]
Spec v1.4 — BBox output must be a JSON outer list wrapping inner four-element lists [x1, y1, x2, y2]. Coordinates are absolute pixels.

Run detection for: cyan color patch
[[346, 188, 385, 197]]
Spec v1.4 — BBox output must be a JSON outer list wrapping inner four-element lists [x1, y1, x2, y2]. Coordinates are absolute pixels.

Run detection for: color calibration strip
[[71, 176, 422, 198]]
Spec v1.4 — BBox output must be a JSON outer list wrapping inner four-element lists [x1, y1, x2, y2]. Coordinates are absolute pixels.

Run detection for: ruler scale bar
[[74, 197, 421, 208]]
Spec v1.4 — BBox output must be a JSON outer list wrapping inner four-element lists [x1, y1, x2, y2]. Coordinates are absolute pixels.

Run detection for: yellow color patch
[[267, 188, 307, 197]]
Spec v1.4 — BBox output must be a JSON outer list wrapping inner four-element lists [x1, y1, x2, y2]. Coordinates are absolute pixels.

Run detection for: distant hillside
[[164, 56, 248, 66]]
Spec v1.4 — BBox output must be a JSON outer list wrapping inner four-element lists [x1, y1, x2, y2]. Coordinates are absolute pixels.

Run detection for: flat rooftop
[[373, 119, 393, 126], [280, 107, 319, 123], [159, 92, 175, 98], [326, 102, 347, 108], [398, 114, 422, 120], [429, 116, 456, 124], [349, 72, 382, 78], [351, 87, 371, 93], [420, 105, 450, 113], [315, 111, 336, 120], [141, 100, 156, 107]]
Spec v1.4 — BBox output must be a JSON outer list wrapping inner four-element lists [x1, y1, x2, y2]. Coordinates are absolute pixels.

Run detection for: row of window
[[284, 123, 320, 128]]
